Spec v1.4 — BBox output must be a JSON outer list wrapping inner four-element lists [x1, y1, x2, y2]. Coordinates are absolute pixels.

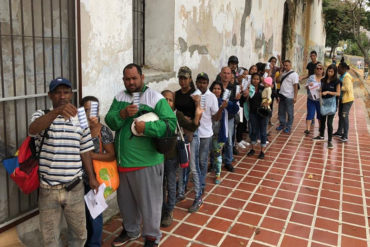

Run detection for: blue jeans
[[338, 101, 353, 138], [199, 137, 212, 193], [84, 183, 103, 247], [178, 130, 201, 199], [163, 158, 177, 212], [306, 98, 321, 120], [249, 112, 268, 147], [278, 97, 294, 129], [223, 118, 234, 165]]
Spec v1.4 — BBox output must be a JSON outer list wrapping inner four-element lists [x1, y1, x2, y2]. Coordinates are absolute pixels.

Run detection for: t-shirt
[[30, 110, 94, 186], [306, 61, 320, 76], [279, 70, 299, 99], [175, 88, 196, 119], [321, 79, 339, 99], [198, 89, 219, 138], [306, 75, 321, 101]]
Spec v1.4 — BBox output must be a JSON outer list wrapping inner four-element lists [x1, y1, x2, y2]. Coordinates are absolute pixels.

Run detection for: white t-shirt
[[198, 89, 219, 138], [279, 70, 299, 99]]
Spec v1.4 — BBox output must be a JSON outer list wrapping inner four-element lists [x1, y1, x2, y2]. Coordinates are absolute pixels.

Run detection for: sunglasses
[[316, 67, 323, 70]]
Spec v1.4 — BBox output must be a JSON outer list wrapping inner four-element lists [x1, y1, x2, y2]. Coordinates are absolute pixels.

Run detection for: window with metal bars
[[133, 0, 145, 66], [0, 0, 77, 231]]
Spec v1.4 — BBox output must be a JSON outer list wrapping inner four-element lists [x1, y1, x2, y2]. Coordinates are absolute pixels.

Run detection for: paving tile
[[160, 236, 189, 247], [281, 235, 309, 247], [285, 222, 311, 239], [195, 229, 224, 246], [186, 213, 210, 226], [341, 236, 368, 247], [102, 98, 370, 246], [173, 223, 201, 239], [229, 223, 256, 238], [253, 228, 281, 246], [215, 207, 240, 220], [220, 235, 249, 247], [312, 229, 338, 246]]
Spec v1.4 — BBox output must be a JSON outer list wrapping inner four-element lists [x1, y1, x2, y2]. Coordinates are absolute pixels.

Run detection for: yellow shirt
[[341, 73, 354, 103]]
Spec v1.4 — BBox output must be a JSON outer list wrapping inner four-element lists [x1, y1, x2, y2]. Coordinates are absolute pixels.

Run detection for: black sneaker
[[340, 137, 348, 142], [111, 229, 140, 247], [144, 237, 158, 247], [224, 163, 234, 172], [247, 149, 255, 156], [313, 136, 324, 141], [304, 130, 310, 135], [176, 195, 185, 204], [258, 152, 265, 159], [328, 142, 334, 149], [161, 210, 173, 227], [333, 132, 342, 137], [233, 146, 239, 155], [188, 198, 203, 213]]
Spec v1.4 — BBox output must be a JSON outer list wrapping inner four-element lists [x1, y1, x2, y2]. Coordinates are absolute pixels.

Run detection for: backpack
[[2, 110, 49, 194]]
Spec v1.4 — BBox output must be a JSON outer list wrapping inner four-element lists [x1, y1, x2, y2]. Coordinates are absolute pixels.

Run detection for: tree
[[323, 0, 353, 57], [344, 0, 370, 64], [323, 0, 370, 63]]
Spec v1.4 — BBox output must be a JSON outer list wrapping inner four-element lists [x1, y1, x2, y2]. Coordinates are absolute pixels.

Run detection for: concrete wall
[[80, 0, 133, 115]]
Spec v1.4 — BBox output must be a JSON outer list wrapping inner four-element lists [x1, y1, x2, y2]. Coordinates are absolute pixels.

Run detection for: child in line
[[209, 81, 239, 184], [160, 90, 203, 227], [261, 77, 273, 111]]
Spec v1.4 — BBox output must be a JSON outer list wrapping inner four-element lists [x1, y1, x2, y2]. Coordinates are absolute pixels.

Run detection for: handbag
[[320, 96, 336, 116], [176, 121, 190, 168], [154, 120, 177, 154], [92, 133, 119, 198]]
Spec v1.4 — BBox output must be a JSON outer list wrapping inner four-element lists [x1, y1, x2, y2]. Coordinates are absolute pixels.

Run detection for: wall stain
[[240, 0, 252, 47], [189, 45, 208, 56], [178, 37, 188, 53], [232, 34, 237, 46], [255, 33, 265, 50]]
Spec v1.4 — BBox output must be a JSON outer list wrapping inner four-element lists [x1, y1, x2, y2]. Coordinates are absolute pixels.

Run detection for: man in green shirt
[[106, 63, 176, 247]]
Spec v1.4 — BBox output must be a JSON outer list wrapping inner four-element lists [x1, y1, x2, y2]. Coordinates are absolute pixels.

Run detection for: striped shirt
[[30, 110, 94, 185]]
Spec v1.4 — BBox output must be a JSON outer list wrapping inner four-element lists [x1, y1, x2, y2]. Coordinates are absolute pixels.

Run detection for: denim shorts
[[306, 98, 321, 120]]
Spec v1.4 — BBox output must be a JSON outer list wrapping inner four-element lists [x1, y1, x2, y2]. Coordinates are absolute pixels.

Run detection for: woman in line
[[245, 73, 270, 159], [304, 63, 324, 135], [313, 65, 340, 148], [81, 96, 115, 247], [209, 81, 238, 184]]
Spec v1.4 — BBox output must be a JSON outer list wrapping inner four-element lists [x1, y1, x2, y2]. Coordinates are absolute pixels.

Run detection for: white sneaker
[[240, 140, 250, 146], [237, 142, 246, 149]]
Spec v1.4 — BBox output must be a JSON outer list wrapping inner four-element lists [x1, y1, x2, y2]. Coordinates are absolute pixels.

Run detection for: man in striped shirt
[[29, 77, 99, 246]]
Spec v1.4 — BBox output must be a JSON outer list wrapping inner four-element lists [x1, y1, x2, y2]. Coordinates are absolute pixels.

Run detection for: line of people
[[29, 52, 354, 246]]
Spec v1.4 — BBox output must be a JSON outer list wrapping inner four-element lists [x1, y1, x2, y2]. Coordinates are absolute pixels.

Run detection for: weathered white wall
[[145, 0, 175, 72], [172, 0, 288, 82], [80, 0, 133, 115]]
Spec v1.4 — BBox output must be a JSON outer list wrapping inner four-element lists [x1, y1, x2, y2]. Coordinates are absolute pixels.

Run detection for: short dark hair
[[339, 62, 350, 70], [80, 96, 99, 107], [310, 50, 317, 56], [268, 56, 277, 62], [123, 63, 142, 76], [161, 90, 174, 97], [283, 59, 291, 64]]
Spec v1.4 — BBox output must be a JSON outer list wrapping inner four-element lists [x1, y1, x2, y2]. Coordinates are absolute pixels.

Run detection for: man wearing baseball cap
[[28, 77, 99, 246]]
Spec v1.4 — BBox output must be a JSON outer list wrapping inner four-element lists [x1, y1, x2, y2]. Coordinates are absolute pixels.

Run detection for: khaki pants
[[39, 182, 87, 247]]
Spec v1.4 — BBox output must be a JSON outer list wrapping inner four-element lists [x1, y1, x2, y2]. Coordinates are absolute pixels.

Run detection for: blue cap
[[49, 77, 72, 92]]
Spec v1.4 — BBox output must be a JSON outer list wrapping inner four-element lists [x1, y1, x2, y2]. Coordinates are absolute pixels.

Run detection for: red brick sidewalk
[[102, 95, 370, 247]]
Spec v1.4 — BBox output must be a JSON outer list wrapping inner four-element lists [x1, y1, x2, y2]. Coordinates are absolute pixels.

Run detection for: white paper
[[84, 183, 108, 219], [309, 82, 320, 100]]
